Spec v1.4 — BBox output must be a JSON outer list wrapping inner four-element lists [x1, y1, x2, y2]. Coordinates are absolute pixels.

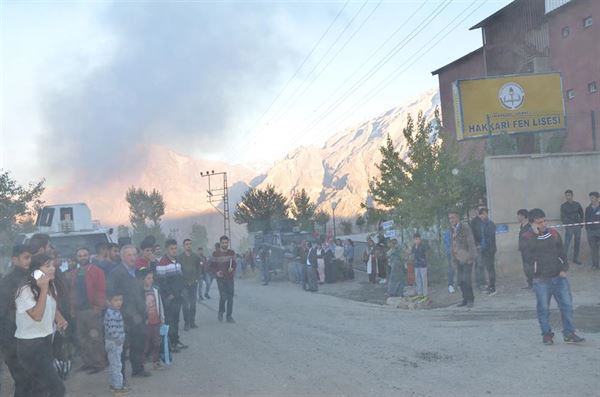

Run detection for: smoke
[[41, 2, 298, 186]]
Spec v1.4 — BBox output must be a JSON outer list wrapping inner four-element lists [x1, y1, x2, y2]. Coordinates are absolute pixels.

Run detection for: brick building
[[432, 0, 599, 154]]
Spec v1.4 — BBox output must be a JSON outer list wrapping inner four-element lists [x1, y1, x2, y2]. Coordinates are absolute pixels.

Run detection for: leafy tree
[[313, 209, 330, 234], [190, 222, 208, 251], [290, 188, 316, 231], [340, 220, 353, 235], [234, 185, 289, 232], [355, 215, 366, 232], [125, 186, 166, 246], [117, 225, 130, 238], [0, 170, 45, 256]]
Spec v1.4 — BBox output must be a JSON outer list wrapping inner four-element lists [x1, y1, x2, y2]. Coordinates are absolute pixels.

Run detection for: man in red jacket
[[210, 236, 237, 323], [71, 247, 107, 372]]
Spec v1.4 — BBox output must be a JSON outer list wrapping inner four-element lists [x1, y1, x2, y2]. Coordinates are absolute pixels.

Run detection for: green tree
[[313, 209, 330, 234], [234, 185, 289, 232], [355, 215, 366, 232], [290, 188, 316, 231], [190, 222, 208, 251], [125, 186, 167, 246], [340, 220, 353, 235], [0, 170, 45, 256]]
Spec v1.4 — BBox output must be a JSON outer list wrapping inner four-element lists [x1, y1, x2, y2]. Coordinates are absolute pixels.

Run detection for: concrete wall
[[485, 151, 600, 272]]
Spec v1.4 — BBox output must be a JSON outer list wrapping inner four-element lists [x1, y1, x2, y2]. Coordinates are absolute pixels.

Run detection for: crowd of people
[[0, 233, 237, 396]]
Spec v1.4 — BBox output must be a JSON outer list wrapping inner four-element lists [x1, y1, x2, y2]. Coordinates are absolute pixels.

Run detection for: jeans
[[76, 309, 106, 369], [182, 282, 198, 326], [447, 256, 455, 287], [260, 261, 270, 284], [480, 252, 496, 290], [474, 254, 486, 288], [165, 295, 183, 346], [456, 261, 474, 303], [533, 276, 575, 336], [564, 226, 582, 262], [201, 273, 214, 297], [588, 231, 600, 268], [105, 339, 124, 389], [415, 267, 428, 296], [17, 335, 65, 397], [1, 341, 32, 397], [122, 321, 145, 376], [304, 265, 318, 292], [217, 278, 234, 317], [295, 262, 304, 284]]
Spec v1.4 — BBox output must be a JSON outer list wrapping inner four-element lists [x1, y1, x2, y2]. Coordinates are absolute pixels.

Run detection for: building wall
[[436, 50, 486, 157], [547, 0, 600, 152], [484, 151, 599, 271]]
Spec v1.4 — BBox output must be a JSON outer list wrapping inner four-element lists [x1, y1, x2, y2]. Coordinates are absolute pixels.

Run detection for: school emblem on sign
[[498, 82, 525, 110]]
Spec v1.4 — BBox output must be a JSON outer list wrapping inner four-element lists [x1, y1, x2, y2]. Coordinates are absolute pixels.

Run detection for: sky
[[0, 0, 512, 187]]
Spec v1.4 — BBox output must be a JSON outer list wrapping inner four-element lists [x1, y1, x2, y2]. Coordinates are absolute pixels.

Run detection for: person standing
[[108, 245, 151, 378], [15, 254, 68, 397], [316, 243, 326, 284], [304, 242, 319, 292], [257, 247, 269, 286], [477, 208, 497, 296], [411, 233, 428, 298], [210, 236, 237, 323], [178, 239, 200, 330], [157, 239, 187, 352], [585, 192, 600, 269], [386, 239, 405, 297], [196, 247, 208, 301], [526, 208, 585, 345], [517, 209, 534, 289], [363, 237, 378, 284], [138, 268, 164, 370], [0, 245, 33, 397], [449, 211, 478, 308], [343, 239, 355, 280], [136, 237, 157, 271], [70, 247, 106, 373], [443, 228, 455, 293], [104, 291, 128, 395], [560, 190, 584, 265]]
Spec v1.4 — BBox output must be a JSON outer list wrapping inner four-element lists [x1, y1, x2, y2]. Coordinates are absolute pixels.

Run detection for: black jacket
[[518, 223, 533, 262], [0, 266, 29, 347], [560, 201, 584, 225], [472, 218, 497, 255], [108, 264, 147, 327], [525, 228, 568, 279], [585, 204, 600, 233]]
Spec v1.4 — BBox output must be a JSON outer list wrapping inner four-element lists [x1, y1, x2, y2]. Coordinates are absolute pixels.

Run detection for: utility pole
[[200, 170, 231, 242]]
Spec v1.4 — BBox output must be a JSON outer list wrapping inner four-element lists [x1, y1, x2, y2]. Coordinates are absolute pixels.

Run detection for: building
[[432, 0, 599, 153]]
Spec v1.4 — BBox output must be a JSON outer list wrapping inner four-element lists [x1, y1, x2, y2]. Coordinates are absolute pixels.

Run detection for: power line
[[285, 0, 453, 145], [243, 0, 350, 139], [323, 0, 488, 135], [262, 0, 372, 130]]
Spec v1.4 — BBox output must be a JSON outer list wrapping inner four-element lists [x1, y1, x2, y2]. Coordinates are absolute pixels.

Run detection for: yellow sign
[[452, 73, 566, 140]]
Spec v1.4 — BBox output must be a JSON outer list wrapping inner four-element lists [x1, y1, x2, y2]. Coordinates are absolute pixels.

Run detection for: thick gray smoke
[[42, 2, 298, 186]]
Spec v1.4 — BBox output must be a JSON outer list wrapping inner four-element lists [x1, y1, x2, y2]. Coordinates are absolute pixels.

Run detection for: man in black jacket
[[0, 245, 33, 397], [517, 209, 534, 289], [585, 192, 600, 269], [473, 208, 497, 295], [526, 208, 584, 345], [108, 245, 151, 378], [560, 189, 584, 265]]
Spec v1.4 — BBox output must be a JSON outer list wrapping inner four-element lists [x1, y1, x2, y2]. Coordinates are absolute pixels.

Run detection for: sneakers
[[448, 285, 455, 294], [226, 316, 236, 323], [153, 362, 163, 370], [466, 302, 474, 308], [457, 301, 468, 307], [132, 370, 152, 378], [111, 386, 130, 395], [543, 333, 554, 345], [487, 288, 497, 296], [564, 333, 585, 344], [218, 312, 224, 322]]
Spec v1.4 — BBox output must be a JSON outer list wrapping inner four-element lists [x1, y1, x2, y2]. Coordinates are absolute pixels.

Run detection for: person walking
[[70, 247, 107, 373], [0, 245, 33, 397], [178, 239, 200, 330], [517, 209, 534, 289], [477, 208, 497, 296], [104, 291, 128, 395], [560, 190, 584, 265], [449, 211, 478, 308], [15, 254, 68, 397], [210, 236, 237, 323], [108, 245, 151, 378], [585, 192, 600, 269], [526, 208, 585, 345]]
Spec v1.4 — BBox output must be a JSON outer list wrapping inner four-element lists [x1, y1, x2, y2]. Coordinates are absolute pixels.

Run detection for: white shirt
[[15, 286, 56, 339]]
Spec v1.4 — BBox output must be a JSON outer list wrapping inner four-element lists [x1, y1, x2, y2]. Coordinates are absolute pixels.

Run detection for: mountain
[[257, 88, 440, 217], [44, 89, 439, 243]]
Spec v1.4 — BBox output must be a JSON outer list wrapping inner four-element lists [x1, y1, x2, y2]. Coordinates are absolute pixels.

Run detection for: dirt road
[[2, 272, 599, 397]]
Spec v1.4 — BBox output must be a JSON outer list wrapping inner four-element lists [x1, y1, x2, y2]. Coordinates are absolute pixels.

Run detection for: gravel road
[[2, 272, 599, 397]]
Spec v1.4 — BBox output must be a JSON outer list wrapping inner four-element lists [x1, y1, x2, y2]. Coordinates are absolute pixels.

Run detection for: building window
[[589, 82, 598, 93], [562, 26, 570, 38], [583, 16, 592, 28], [567, 89, 575, 100]]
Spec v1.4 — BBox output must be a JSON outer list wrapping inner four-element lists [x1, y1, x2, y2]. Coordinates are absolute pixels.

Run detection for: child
[[104, 291, 128, 395], [138, 268, 164, 369], [411, 233, 428, 298]]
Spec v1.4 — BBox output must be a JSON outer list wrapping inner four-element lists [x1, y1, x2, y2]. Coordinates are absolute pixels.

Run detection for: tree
[[234, 185, 289, 232], [313, 210, 330, 234], [117, 225, 130, 238], [340, 220, 353, 235], [290, 188, 316, 231], [125, 186, 166, 246], [0, 170, 45, 256], [190, 222, 208, 251], [355, 215, 366, 232]]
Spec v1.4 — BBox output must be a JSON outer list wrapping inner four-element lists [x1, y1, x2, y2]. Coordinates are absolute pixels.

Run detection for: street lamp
[[331, 201, 338, 238]]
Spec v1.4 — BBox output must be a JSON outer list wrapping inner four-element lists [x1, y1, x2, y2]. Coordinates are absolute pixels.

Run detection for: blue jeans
[[261, 261, 270, 284], [564, 226, 582, 261], [447, 256, 455, 287], [533, 276, 575, 336]]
